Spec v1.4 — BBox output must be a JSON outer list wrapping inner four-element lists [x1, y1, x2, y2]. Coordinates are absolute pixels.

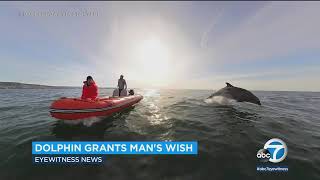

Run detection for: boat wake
[[62, 117, 102, 127]]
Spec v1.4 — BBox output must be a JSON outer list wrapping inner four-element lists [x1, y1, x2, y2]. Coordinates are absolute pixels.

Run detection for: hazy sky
[[1, 1, 320, 91]]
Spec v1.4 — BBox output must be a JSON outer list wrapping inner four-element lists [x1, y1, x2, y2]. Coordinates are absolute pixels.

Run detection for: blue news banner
[[32, 141, 198, 164]]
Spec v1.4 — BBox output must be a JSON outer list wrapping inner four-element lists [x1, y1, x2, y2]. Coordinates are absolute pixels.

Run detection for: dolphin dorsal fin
[[226, 82, 233, 87]]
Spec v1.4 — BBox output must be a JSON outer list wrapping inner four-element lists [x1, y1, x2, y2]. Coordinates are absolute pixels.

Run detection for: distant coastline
[[0, 82, 77, 89], [0, 82, 117, 89]]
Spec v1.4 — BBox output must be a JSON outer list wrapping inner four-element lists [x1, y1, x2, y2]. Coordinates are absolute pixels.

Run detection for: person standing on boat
[[81, 76, 98, 100], [118, 75, 127, 96]]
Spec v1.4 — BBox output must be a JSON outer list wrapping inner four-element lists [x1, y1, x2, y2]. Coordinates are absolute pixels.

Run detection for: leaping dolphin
[[208, 82, 261, 105]]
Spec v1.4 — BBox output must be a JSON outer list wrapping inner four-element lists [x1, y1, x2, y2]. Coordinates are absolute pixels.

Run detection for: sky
[[0, 1, 320, 91]]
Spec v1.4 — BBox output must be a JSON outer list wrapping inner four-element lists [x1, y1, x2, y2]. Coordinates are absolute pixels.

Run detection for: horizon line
[[0, 81, 320, 93]]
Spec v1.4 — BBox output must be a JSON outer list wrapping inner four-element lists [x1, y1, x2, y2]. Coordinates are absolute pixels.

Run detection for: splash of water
[[204, 96, 235, 105]]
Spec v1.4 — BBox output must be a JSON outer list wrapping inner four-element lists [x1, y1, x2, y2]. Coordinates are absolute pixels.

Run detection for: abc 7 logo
[[256, 149, 271, 162], [257, 138, 287, 163]]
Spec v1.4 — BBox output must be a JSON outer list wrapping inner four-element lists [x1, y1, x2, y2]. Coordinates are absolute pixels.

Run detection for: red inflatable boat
[[50, 95, 143, 120]]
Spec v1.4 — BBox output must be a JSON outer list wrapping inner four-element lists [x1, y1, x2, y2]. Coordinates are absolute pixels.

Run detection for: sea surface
[[0, 88, 319, 180]]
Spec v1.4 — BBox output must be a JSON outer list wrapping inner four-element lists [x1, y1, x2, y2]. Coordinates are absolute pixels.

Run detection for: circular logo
[[263, 138, 287, 163], [256, 148, 271, 162]]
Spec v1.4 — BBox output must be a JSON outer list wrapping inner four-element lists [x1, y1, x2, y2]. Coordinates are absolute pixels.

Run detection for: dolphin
[[208, 82, 261, 105]]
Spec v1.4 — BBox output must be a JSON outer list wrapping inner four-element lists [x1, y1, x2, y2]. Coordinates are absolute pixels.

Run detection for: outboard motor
[[129, 89, 135, 96]]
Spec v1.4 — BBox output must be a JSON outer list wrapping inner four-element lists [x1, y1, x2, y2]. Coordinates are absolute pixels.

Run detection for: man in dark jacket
[[117, 75, 127, 97]]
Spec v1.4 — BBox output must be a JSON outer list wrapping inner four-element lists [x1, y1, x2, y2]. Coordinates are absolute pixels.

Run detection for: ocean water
[[0, 88, 319, 180]]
